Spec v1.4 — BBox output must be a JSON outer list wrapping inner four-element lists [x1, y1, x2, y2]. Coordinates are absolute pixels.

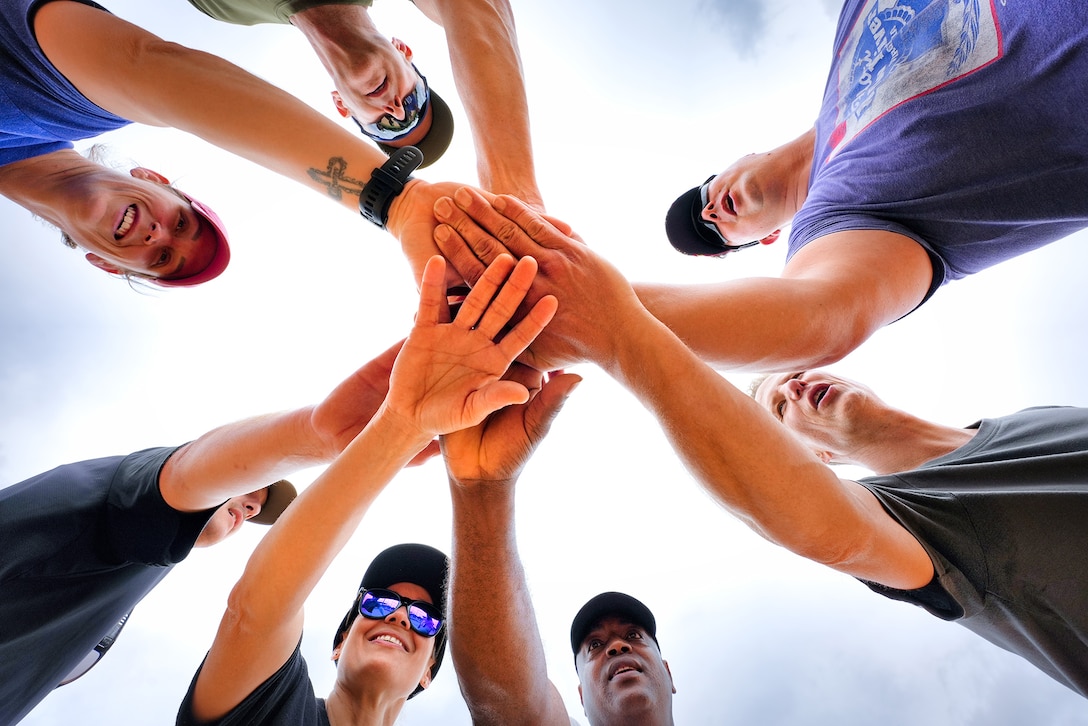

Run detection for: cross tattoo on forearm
[[308, 157, 366, 201]]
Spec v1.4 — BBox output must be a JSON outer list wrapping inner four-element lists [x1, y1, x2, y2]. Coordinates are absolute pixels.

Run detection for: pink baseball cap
[[153, 194, 232, 287]]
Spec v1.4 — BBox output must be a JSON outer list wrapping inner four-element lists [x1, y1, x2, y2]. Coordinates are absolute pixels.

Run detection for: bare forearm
[[160, 407, 324, 512], [601, 308, 862, 559], [634, 278, 868, 373], [438, 0, 541, 207], [449, 482, 569, 726], [36, 4, 390, 214]]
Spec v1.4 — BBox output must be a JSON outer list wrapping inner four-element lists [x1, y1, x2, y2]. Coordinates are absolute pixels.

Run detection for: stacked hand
[[383, 253, 557, 438], [432, 188, 645, 371]]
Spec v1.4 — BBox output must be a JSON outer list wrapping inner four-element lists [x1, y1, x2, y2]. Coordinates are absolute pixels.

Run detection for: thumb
[[523, 373, 582, 443]]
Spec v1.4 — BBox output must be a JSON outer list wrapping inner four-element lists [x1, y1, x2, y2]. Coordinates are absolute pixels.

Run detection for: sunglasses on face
[[356, 66, 430, 141], [698, 176, 760, 253], [358, 587, 443, 638], [56, 611, 131, 687]]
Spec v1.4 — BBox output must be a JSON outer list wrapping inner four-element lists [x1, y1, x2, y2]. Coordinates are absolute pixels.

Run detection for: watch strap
[[359, 146, 424, 229]]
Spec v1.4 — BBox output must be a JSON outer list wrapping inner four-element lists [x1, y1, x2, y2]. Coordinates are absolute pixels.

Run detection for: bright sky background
[[6, 0, 1088, 723]]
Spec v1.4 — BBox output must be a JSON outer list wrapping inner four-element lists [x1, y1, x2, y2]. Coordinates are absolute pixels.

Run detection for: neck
[[844, 408, 976, 475], [289, 4, 382, 81], [782, 127, 815, 217], [592, 707, 673, 726], [0, 149, 97, 227], [324, 682, 406, 726]]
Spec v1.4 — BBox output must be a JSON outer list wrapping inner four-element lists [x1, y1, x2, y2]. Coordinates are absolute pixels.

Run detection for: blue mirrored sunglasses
[[358, 587, 443, 638], [356, 66, 430, 142]]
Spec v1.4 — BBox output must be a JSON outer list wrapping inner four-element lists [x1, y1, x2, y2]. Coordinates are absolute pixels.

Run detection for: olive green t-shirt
[[186, 0, 373, 25]]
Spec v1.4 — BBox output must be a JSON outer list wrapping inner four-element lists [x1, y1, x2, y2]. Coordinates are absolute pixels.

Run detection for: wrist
[[359, 146, 423, 229]]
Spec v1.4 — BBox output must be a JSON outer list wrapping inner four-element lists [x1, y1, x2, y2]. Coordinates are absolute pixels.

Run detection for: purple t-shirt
[[788, 0, 1088, 305], [0, 0, 130, 166]]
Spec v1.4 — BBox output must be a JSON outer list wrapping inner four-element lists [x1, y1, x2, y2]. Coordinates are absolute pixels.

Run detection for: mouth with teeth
[[811, 384, 830, 409], [371, 633, 407, 650], [115, 204, 136, 240], [608, 662, 642, 681]]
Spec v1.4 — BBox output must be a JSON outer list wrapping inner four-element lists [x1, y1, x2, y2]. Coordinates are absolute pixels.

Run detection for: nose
[[605, 638, 631, 657], [240, 492, 263, 520], [384, 606, 411, 629], [784, 377, 806, 400], [142, 222, 164, 245], [383, 96, 406, 120], [701, 202, 719, 223]]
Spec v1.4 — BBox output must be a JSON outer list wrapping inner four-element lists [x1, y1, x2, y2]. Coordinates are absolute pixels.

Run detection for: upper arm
[[33, 2, 180, 125], [802, 477, 934, 591], [635, 229, 934, 372], [189, 589, 306, 722], [781, 229, 935, 352]]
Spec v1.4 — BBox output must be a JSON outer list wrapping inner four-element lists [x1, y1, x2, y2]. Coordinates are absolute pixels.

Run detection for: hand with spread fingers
[[384, 253, 559, 437], [433, 187, 644, 371]]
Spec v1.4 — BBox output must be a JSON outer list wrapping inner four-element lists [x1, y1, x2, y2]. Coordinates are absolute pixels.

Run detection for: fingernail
[[454, 187, 473, 206], [434, 197, 452, 217], [434, 225, 449, 241]]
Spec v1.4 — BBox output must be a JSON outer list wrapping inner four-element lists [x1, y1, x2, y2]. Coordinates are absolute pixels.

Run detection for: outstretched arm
[[187, 254, 557, 721], [432, 192, 934, 590], [158, 339, 439, 513], [633, 229, 934, 372], [414, 0, 542, 210], [32, 2, 478, 286], [444, 366, 580, 726], [434, 191, 932, 372]]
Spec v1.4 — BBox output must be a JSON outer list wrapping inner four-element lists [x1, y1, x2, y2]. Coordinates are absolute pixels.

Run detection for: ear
[[417, 655, 436, 691], [760, 229, 782, 245], [577, 683, 584, 706], [331, 644, 342, 663], [85, 252, 123, 276], [814, 448, 834, 465], [390, 37, 413, 61], [129, 167, 170, 185], [330, 90, 351, 118], [664, 660, 677, 694]]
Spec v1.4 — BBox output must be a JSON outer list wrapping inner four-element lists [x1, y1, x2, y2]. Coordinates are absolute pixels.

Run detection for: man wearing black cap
[[648, 0, 1088, 374], [186, 0, 543, 207], [570, 592, 676, 726], [176, 254, 556, 724], [443, 360, 676, 725]]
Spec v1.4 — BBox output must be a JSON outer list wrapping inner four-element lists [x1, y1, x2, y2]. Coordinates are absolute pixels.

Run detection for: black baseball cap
[[570, 592, 658, 660], [665, 176, 763, 256], [250, 479, 297, 525]]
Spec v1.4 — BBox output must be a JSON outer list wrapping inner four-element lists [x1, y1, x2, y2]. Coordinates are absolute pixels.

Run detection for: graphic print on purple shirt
[[827, 0, 1002, 156]]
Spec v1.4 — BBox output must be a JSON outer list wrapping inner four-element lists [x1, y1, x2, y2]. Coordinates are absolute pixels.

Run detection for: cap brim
[[250, 479, 298, 525], [570, 591, 658, 656], [664, 185, 737, 257], [376, 89, 454, 169], [154, 194, 232, 287]]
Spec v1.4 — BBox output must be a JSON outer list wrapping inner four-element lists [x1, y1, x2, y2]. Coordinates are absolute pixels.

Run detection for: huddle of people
[[3, 0, 1088, 723]]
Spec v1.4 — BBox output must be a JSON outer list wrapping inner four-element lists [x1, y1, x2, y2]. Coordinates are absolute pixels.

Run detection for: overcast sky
[[6, 0, 1088, 723]]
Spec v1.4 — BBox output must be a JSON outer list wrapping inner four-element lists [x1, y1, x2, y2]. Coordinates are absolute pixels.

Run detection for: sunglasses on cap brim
[[357, 587, 444, 638], [56, 611, 131, 687]]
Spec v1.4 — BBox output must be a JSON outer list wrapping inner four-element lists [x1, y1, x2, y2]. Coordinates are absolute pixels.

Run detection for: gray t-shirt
[[859, 406, 1088, 696]]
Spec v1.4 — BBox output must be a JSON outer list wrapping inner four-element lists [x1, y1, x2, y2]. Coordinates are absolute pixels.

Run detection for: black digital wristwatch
[[358, 146, 424, 229]]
